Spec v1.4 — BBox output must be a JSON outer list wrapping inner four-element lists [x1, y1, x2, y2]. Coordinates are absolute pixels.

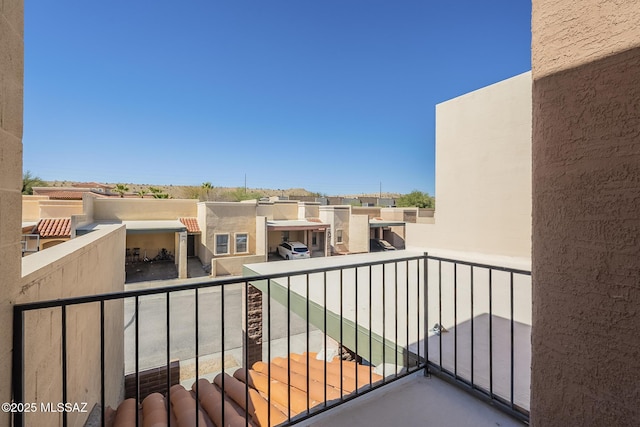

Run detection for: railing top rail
[[14, 254, 428, 312], [426, 255, 531, 276]]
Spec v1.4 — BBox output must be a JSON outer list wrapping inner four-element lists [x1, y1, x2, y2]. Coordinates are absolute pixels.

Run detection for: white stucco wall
[[407, 72, 532, 259]]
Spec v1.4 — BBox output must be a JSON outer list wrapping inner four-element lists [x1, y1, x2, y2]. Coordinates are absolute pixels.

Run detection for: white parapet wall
[[410, 72, 532, 260]]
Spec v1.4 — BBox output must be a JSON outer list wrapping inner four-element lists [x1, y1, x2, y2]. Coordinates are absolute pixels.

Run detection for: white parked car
[[278, 241, 310, 260]]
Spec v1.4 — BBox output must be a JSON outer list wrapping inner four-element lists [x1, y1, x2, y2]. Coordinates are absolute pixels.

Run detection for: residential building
[[2, 1, 639, 426]]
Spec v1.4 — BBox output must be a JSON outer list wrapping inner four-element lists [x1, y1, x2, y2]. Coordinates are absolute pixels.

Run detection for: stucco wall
[[212, 254, 265, 277], [126, 232, 176, 261], [22, 199, 83, 221], [201, 202, 258, 264], [348, 214, 369, 253], [271, 201, 298, 220], [93, 198, 197, 220], [408, 72, 532, 259], [22, 196, 47, 221], [352, 207, 381, 219], [19, 226, 126, 426], [298, 202, 320, 219], [531, 1, 640, 425], [0, 1, 23, 424], [532, 0, 640, 80]]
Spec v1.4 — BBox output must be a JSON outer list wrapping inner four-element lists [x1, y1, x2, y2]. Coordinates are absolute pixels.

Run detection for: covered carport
[[266, 219, 330, 259], [76, 220, 190, 279], [369, 219, 406, 249]]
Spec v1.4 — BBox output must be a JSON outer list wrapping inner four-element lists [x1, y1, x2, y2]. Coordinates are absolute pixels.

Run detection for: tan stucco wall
[[332, 207, 350, 251], [0, 1, 23, 424], [22, 196, 46, 221], [531, 1, 640, 425], [532, 0, 640, 80], [93, 198, 196, 220], [22, 198, 83, 221], [255, 216, 266, 256], [348, 215, 369, 253], [200, 202, 258, 265], [212, 254, 265, 277], [407, 72, 532, 259], [19, 226, 126, 426], [352, 207, 381, 219], [271, 201, 298, 220], [126, 232, 176, 260], [298, 202, 320, 219]]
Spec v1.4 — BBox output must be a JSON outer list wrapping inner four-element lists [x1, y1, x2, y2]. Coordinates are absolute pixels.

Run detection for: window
[[282, 231, 290, 242], [336, 229, 343, 244], [235, 233, 248, 254], [215, 234, 229, 255]]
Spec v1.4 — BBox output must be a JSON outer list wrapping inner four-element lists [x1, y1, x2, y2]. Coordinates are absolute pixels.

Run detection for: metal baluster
[[454, 262, 458, 379], [221, 284, 226, 427], [267, 279, 271, 427], [489, 269, 493, 398], [510, 272, 515, 410], [100, 301, 105, 427], [62, 305, 68, 427], [287, 276, 291, 422], [166, 292, 171, 425], [195, 289, 200, 427]]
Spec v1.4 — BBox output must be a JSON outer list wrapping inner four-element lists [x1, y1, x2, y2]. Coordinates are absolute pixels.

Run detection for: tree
[[395, 190, 435, 208], [113, 184, 129, 198], [136, 189, 148, 198], [148, 186, 170, 199], [22, 171, 48, 195]]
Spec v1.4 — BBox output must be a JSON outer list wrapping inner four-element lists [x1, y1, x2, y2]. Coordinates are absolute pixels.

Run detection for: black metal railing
[[12, 253, 530, 426], [424, 255, 531, 423], [12, 255, 429, 427]]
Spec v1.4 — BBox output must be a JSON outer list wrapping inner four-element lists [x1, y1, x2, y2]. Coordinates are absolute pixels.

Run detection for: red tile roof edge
[[36, 218, 71, 238], [179, 217, 201, 233]]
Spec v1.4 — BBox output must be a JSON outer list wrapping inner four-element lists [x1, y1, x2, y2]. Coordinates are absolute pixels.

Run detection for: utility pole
[[379, 182, 382, 199]]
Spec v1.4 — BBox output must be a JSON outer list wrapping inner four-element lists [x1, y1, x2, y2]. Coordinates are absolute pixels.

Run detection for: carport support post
[[178, 231, 188, 279], [242, 283, 263, 367]]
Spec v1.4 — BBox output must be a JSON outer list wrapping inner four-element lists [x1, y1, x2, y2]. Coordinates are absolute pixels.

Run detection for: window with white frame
[[235, 233, 248, 254], [215, 234, 229, 255], [336, 229, 343, 244]]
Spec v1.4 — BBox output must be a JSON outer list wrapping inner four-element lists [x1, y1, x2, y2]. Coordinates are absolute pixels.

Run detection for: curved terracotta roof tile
[[179, 217, 201, 233], [36, 218, 71, 238], [111, 352, 381, 427]]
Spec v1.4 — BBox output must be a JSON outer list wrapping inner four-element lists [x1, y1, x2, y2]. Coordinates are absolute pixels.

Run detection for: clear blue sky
[[23, 1, 531, 196]]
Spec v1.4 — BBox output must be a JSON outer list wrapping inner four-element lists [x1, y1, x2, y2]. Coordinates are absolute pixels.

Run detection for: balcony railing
[[11, 253, 530, 426]]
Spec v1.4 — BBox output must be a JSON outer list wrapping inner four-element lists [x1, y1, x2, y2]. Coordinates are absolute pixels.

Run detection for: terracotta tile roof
[[36, 190, 85, 200], [36, 218, 71, 238], [108, 352, 383, 426], [180, 217, 201, 233]]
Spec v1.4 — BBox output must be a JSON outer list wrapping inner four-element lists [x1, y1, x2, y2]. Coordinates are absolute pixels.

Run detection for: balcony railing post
[[12, 306, 25, 427], [423, 252, 429, 377], [62, 305, 68, 427]]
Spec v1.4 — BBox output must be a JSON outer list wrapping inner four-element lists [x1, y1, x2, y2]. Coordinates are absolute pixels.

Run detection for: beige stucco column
[[532, 1, 640, 425], [178, 231, 187, 279], [0, 2, 24, 425]]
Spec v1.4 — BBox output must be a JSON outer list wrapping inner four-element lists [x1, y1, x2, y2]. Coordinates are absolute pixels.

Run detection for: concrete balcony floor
[[304, 371, 526, 427]]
